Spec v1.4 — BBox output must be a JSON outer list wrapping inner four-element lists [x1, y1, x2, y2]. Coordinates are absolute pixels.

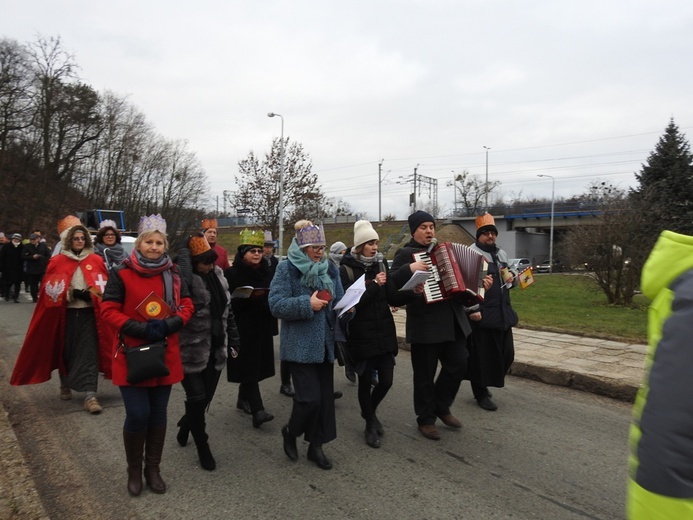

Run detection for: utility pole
[[378, 158, 384, 222], [483, 146, 491, 211]]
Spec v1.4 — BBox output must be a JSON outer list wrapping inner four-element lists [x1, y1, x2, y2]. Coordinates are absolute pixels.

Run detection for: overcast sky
[[4, 1, 693, 219]]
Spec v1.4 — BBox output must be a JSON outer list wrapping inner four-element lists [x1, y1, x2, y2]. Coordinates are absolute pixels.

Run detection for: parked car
[[508, 258, 532, 271], [535, 259, 564, 273]]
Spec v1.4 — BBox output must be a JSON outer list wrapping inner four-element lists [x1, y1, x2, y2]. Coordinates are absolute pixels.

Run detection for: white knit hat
[[353, 220, 379, 249]]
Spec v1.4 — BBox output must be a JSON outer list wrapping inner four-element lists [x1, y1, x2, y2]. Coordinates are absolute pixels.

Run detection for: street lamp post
[[483, 146, 491, 211], [267, 112, 285, 260], [538, 174, 555, 274], [378, 158, 384, 222]]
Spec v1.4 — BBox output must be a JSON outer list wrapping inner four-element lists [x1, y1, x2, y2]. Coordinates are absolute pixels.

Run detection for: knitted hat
[[295, 220, 326, 248], [330, 241, 347, 255], [239, 228, 265, 247], [475, 212, 498, 239], [11, 233, 21, 240], [138, 214, 167, 235], [0, 232, 4, 239], [201, 218, 218, 230], [353, 220, 379, 248], [408, 210, 435, 234], [57, 215, 81, 235]]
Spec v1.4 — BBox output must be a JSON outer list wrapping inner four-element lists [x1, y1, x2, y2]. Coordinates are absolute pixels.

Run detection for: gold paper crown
[[239, 228, 265, 247], [296, 224, 326, 248], [201, 218, 218, 230], [138, 214, 167, 235], [57, 215, 81, 235], [189, 235, 211, 256], [475, 212, 496, 230]]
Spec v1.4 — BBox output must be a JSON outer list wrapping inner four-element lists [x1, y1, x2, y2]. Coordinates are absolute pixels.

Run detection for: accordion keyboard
[[412, 251, 444, 302]]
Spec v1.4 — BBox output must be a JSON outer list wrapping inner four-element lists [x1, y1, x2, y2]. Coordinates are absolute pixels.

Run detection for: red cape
[[10, 253, 114, 385]]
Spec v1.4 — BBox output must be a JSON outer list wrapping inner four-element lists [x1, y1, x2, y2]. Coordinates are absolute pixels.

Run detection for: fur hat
[[295, 220, 326, 248], [475, 212, 498, 239], [57, 215, 81, 235], [408, 210, 435, 234], [138, 214, 167, 235], [353, 220, 379, 249], [201, 218, 218, 230]]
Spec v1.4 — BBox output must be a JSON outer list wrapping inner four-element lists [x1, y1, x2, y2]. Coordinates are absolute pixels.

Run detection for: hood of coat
[[641, 230, 693, 300]]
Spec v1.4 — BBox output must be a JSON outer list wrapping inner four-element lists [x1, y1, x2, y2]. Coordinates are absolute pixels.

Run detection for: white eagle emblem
[[45, 279, 66, 303]]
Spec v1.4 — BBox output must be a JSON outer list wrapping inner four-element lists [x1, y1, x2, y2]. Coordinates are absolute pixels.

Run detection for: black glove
[[164, 315, 184, 335], [145, 319, 169, 341], [121, 319, 149, 339], [72, 289, 92, 303]]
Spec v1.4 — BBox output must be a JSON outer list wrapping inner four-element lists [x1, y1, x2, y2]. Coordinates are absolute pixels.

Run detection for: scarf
[[287, 238, 334, 295], [124, 249, 175, 308], [354, 253, 377, 268], [95, 242, 127, 270]]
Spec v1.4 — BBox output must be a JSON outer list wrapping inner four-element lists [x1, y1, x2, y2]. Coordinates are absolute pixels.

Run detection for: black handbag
[[120, 335, 170, 384]]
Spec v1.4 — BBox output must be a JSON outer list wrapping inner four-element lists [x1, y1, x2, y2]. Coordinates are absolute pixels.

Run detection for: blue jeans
[[119, 385, 172, 433]]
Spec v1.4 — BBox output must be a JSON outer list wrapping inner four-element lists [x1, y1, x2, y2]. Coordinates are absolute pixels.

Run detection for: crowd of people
[[8, 210, 521, 495]]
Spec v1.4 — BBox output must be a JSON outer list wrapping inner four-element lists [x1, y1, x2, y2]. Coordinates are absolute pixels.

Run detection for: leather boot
[[144, 425, 167, 494], [364, 418, 381, 449], [176, 414, 189, 447], [123, 429, 146, 496], [187, 400, 216, 471]]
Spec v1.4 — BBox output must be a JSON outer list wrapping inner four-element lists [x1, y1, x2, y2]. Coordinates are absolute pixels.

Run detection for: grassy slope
[[217, 222, 648, 343]]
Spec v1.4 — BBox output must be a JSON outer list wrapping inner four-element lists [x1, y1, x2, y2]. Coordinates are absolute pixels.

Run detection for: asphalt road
[[0, 297, 631, 520]]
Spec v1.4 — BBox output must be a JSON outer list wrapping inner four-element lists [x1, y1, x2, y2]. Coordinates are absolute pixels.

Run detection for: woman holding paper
[[224, 229, 276, 429], [269, 220, 344, 470], [339, 220, 408, 449], [101, 215, 194, 496]]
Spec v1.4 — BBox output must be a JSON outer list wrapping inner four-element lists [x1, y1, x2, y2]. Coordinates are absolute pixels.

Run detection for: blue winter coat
[[269, 259, 344, 364]]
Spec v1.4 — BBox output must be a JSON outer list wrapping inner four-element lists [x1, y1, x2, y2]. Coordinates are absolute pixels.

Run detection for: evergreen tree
[[632, 118, 693, 235]]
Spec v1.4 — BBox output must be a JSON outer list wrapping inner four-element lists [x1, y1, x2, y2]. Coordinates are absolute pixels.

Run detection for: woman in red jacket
[[101, 215, 193, 497]]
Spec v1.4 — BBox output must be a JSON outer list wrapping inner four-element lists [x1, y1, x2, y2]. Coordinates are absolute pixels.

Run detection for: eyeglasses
[[310, 245, 325, 252], [104, 233, 116, 237], [72, 236, 86, 241], [247, 248, 263, 254]]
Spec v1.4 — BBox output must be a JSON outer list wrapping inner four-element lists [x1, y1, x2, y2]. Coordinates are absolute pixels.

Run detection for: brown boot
[[144, 425, 167, 494], [123, 430, 146, 496]]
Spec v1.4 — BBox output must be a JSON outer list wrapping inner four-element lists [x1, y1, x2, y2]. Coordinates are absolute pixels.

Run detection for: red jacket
[[101, 265, 193, 387], [211, 244, 231, 270], [11, 252, 113, 385]]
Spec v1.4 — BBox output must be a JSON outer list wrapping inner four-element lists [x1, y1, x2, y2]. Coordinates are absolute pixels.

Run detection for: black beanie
[[476, 224, 499, 240], [408, 210, 435, 234]]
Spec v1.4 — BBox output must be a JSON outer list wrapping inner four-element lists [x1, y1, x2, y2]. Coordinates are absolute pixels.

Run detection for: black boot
[[187, 400, 216, 471], [176, 414, 190, 447], [123, 429, 146, 496], [144, 425, 167, 494], [307, 443, 332, 470], [282, 425, 298, 461], [252, 409, 275, 428], [364, 419, 381, 449]]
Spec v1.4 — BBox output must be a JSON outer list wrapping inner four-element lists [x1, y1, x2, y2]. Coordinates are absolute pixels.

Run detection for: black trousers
[[410, 329, 468, 426], [286, 361, 336, 445]]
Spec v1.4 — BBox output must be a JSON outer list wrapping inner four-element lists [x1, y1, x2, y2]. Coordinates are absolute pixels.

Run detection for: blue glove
[[145, 319, 169, 341]]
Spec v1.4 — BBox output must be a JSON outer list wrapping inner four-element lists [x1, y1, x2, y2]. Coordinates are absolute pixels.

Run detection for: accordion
[[412, 242, 488, 305]]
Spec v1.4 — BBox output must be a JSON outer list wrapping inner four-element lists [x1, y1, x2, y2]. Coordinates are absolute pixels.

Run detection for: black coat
[[224, 258, 276, 383], [0, 242, 24, 283], [23, 242, 51, 276], [339, 254, 408, 362], [391, 239, 472, 344]]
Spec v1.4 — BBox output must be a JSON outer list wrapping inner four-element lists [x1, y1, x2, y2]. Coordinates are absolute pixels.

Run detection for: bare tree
[[450, 170, 501, 216], [236, 137, 324, 238]]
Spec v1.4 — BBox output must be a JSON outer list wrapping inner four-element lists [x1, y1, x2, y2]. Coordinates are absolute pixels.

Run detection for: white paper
[[399, 269, 432, 291], [334, 274, 367, 317]]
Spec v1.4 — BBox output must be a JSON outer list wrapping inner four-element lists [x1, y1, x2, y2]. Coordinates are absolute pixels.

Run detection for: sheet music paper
[[333, 274, 367, 317], [399, 269, 432, 291]]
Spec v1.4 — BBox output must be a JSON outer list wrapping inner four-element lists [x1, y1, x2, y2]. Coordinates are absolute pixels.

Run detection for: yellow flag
[[518, 267, 535, 289]]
